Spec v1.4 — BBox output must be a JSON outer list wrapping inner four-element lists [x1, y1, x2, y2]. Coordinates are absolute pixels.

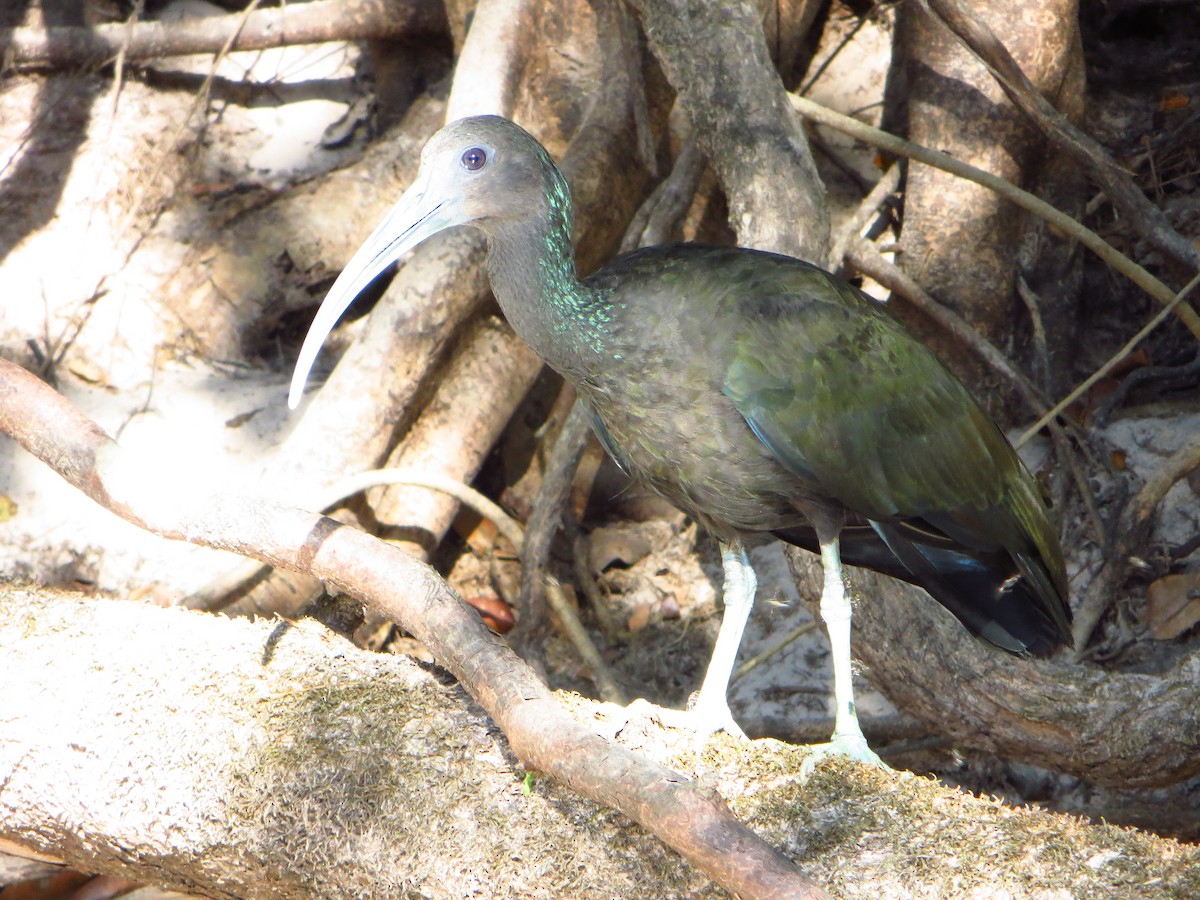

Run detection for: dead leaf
[[626, 602, 651, 633], [224, 408, 262, 428], [1159, 92, 1190, 112], [464, 593, 515, 634], [66, 357, 107, 385], [1146, 572, 1200, 640], [587, 525, 652, 573], [458, 514, 497, 554]]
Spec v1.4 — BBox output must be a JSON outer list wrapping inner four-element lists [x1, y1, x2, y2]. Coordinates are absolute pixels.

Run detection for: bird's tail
[[774, 521, 1071, 657]]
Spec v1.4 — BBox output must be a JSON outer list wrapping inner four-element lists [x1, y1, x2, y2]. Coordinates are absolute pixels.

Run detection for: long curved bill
[[287, 170, 466, 409]]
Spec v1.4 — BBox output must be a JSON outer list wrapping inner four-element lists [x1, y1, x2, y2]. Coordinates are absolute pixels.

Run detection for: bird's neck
[[484, 205, 613, 376]]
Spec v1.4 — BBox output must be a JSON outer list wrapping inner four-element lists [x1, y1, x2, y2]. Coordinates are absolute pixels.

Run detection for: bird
[[289, 115, 1073, 766]]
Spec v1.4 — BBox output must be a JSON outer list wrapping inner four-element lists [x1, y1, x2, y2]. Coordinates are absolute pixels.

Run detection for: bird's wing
[[721, 265, 1070, 644], [721, 265, 1057, 568], [578, 395, 632, 476]]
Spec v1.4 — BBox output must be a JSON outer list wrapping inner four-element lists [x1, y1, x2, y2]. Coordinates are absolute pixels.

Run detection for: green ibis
[[289, 115, 1072, 765]]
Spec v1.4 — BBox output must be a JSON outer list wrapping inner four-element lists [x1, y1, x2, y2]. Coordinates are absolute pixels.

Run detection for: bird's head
[[288, 115, 563, 409]]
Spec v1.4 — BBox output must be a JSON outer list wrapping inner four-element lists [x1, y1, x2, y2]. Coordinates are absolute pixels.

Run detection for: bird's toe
[[683, 693, 748, 743], [800, 731, 889, 778], [598, 696, 748, 744]]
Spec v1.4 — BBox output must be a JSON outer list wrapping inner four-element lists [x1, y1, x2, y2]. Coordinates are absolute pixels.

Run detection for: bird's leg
[[608, 541, 753, 742], [613, 541, 753, 740], [684, 540, 756, 739], [802, 536, 888, 775]]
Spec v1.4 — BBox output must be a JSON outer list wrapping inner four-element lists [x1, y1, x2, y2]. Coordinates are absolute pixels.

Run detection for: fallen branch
[[3, 0, 446, 69], [618, 136, 705, 253], [828, 161, 900, 277], [111, 0, 266, 256], [0, 357, 823, 900]]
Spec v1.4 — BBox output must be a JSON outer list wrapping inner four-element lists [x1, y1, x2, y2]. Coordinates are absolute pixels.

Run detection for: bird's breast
[[577, 359, 815, 540]]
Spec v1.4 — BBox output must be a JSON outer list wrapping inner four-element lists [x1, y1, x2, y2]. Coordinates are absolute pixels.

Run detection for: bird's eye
[[461, 147, 488, 171]]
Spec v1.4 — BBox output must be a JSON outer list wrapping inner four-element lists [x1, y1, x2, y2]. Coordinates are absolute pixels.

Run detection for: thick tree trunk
[[630, 0, 831, 264], [887, 0, 1085, 409]]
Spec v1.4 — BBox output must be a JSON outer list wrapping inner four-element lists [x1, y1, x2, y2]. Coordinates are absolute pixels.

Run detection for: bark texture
[[630, 0, 831, 263], [888, 0, 1084, 407], [0, 588, 721, 899]]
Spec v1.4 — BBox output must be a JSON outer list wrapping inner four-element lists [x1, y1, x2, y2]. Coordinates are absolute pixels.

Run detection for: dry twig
[[1016, 271, 1200, 446], [828, 162, 900, 276], [789, 91, 1200, 338], [918, 0, 1200, 276]]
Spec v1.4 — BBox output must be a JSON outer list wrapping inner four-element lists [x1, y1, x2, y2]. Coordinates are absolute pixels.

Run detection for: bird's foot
[[597, 697, 746, 745], [800, 730, 889, 779], [684, 692, 748, 742]]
